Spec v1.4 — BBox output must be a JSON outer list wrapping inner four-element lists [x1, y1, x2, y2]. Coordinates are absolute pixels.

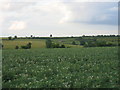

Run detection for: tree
[[61, 44, 65, 48], [72, 41, 76, 45], [50, 34, 52, 38], [31, 35, 33, 38], [27, 42, 32, 49], [2, 45, 4, 48], [8, 36, 12, 40], [46, 39, 52, 48], [14, 36, 17, 39]]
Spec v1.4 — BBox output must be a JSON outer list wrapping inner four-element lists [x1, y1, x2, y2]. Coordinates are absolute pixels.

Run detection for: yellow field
[[2, 38, 84, 49], [2, 39, 46, 49]]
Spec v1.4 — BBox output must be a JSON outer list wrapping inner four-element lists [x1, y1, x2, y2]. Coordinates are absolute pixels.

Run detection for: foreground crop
[[2, 47, 119, 88]]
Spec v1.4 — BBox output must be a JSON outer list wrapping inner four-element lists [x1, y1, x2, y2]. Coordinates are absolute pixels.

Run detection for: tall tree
[[46, 39, 52, 48], [8, 36, 12, 40]]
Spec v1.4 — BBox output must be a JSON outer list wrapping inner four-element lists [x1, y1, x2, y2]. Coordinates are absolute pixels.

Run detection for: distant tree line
[[1, 34, 120, 49], [5, 35, 120, 41]]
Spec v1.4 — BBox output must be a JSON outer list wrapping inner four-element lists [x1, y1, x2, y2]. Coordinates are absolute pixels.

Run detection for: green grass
[[2, 47, 119, 88]]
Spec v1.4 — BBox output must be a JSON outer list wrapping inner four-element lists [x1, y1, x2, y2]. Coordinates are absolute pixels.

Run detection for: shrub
[[60, 45, 65, 48], [80, 40, 86, 45], [55, 43, 60, 48], [21, 42, 32, 49], [27, 42, 32, 49], [21, 46, 28, 49], [96, 41, 107, 47], [15, 46, 19, 49], [0, 44, 3, 49]]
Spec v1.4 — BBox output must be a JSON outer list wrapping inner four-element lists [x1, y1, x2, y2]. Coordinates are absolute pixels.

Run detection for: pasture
[[2, 36, 119, 49], [2, 39, 46, 49], [2, 38, 82, 49], [2, 47, 119, 88]]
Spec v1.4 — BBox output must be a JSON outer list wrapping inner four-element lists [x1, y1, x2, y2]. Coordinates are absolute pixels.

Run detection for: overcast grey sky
[[0, 0, 118, 37]]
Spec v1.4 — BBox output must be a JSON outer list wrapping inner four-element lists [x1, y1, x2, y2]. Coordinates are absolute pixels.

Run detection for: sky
[[0, 0, 119, 37]]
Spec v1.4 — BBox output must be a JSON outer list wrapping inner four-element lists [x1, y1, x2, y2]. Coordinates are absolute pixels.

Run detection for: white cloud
[[0, 0, 118, 36], [109, 7, 118, 11], [8, 21, 26, 30]]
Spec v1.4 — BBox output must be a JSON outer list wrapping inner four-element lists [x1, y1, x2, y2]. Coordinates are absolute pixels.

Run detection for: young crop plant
[[2, 47, 119, 88]]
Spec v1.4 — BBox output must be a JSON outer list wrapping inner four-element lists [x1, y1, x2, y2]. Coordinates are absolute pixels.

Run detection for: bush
[[85, 41, 97, 47], [15, 46, 19, 49], [55, 43, 60, 48], [21, 46, 28, 49], [96, 41, 107, 47], [21, 42, 32, 49], [27, 42, 32, 49], [52, 43, 65, 48], [106, 42, 114, 46], [80, 40, 86, 45], [60, 45, 65, 48], [0, 44, 3, 49]]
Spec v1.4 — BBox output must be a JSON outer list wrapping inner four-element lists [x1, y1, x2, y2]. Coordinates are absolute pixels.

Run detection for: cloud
[[58, 2, 118, 25], [0, 0, 118, 37], [0, 1, 118, 26], [109, 7, 118, 11], [8, 21, 26, 30]]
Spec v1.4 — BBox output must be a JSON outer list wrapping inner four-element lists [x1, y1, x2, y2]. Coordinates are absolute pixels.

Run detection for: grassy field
[[2, 39, 46, 49], [2, 36, 119, 49], [2, 38, 83, 49], [2, 47, 119, 88]]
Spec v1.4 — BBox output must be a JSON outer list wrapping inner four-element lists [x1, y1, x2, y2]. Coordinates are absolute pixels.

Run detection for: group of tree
[[7, 34, 120, 40], [79, 40, 119, 47], [81, 35, 120, 37], [46, 39, 65, 48], [8, 36, 17, 40]]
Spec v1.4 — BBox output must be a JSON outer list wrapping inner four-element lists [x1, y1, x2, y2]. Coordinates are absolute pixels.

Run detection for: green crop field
[[2, 47, 119, 88]]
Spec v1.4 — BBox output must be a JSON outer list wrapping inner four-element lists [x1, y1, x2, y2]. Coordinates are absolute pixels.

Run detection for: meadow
[[2, 47, 119, 88], [2, 39, 46, 49], [2, 36, 119, 49]]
